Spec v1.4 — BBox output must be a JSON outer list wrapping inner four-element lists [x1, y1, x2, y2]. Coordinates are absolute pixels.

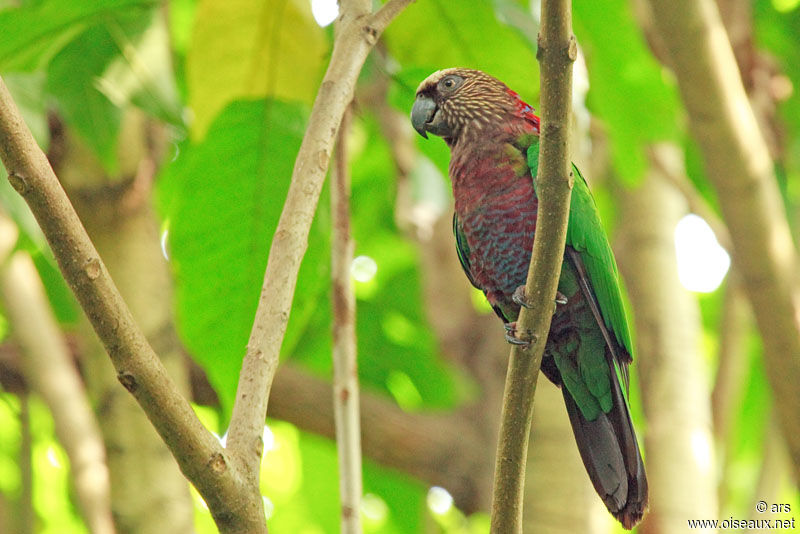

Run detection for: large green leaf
[[0, 0, 156, 72], [186, 0, 327, 138], [158, 98, 329, 415], [573, 0, 681, 183]]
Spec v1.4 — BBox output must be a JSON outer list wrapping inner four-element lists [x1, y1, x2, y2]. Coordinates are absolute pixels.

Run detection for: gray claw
[[555, 291, 568, 306], [512, 286, 532, 309], [504, 322, 532, 346]]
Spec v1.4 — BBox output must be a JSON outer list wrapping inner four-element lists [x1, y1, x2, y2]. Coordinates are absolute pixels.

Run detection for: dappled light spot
[[160, 226, 170, 261], [263, 425, 276, 453], [191, 486, 210, 511], [674, 214, 730, 293], [260, 421, 302, 499], [46, 445, 64, 469], [311, 0, 338, 27], [262, 495, 274, 520], [690, 428, 713, 475], [351, 255, 378, 283], [361, 493, 389, 524], [386, 370, 423, 412], [773, 0, 800, 13], [381, 311, 418, 346], [427, 486, 454, 515]]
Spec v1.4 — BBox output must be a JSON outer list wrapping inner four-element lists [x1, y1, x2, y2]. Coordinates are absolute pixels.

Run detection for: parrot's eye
[[439, 75, 463, 93]]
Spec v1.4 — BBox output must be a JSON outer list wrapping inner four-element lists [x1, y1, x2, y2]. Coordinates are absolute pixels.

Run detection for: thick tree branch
[[615, 145, 716, 532], [0, 78, 260, 534], [711, 272, 748, 444], [330, 106, 363, 533], [490, 0, 575, 532], [225, 0, 414, 484], [269, 365, 486, 508], [645, 0, 800, 480], [0, 235, 115, 534]]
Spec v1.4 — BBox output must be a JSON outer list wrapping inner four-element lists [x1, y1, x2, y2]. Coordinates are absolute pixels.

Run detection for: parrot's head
[[411, 68, 539, 146]]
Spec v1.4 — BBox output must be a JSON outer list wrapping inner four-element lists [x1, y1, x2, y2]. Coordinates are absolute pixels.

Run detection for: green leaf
[[186, 0, 327, 139], [384, 0, 540, 105], [1, 72, 48, 146], [0, 0, 156, 72], [96, 13, 185, 129], [573, 0, 681, 183], [157, 98, 328, 415], [47, 7, 161, 175]]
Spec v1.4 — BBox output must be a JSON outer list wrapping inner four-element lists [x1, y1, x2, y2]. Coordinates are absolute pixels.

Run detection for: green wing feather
[[453, 213, 478, 290], [527, 142, 634, 361]]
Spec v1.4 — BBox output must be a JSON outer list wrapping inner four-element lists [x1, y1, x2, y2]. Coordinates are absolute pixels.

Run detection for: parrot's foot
[[512, 286, 532, 308], [504, 322, 533, 346], [512, 285, 568, 308]]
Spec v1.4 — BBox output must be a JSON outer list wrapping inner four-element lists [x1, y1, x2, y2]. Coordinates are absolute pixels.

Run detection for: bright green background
[[1, 0, 799, 532]]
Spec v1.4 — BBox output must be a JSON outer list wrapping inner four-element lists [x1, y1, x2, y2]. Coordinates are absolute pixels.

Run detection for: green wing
[[453, 213, 478, 289], [528, 143, 634, 361]]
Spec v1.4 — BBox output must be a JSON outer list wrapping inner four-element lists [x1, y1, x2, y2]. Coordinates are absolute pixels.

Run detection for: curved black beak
[[411, 95, 437, 139]]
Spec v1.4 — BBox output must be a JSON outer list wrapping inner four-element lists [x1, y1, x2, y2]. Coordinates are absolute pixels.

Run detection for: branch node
[[7, 171, 28, 195], [567, 35, 578, 61], [317, 149, 330, 171], [117, 372, 138, 393], [85, 258, 102, 280], [254, 434, 264, 459], [519, 330, 537, 346], [208, 452, 228, 475], [362, 25, 379, 45]]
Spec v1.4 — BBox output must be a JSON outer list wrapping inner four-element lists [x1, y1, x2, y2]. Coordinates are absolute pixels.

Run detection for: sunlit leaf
[[0, 0, 156, 72], [158, 98, 329, 415], [187, 0, 327, 138], [574, 0, 681, 183]]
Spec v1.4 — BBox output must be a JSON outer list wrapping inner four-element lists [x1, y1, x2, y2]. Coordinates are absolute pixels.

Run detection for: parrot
[[410, 68, 648, 529]]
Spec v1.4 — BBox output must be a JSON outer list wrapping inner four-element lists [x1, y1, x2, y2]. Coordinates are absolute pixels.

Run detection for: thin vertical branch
[[224, 0, 415, 484], [0, 245, 116, 534], [490, 0, 576, 532], [19, 393, 33, 534], [711, 272, 748, 443], [331, 106, 363, 533]]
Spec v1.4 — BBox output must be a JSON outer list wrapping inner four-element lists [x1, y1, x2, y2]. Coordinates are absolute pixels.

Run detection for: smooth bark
[[645, 0, 800, 481], [490, 0, 576, 531], [616, 144, 717, 533], [330, 107, 363, 533]]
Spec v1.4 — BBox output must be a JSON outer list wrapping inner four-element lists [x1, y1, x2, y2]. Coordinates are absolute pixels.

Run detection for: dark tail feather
[[562, 381, 648, 529]]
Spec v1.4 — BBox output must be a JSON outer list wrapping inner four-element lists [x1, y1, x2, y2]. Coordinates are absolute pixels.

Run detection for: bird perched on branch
[[411, 68, 648, 529]]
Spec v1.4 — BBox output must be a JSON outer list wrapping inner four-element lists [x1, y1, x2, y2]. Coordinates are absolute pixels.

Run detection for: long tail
[[562, 371, 648, 529]]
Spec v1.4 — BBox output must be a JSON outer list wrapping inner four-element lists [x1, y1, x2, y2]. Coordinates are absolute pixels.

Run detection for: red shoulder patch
[[505, 88, 540, 134]]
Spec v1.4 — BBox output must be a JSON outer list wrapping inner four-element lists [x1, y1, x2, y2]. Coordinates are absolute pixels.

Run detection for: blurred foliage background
[[0, 0, 799, 533]]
